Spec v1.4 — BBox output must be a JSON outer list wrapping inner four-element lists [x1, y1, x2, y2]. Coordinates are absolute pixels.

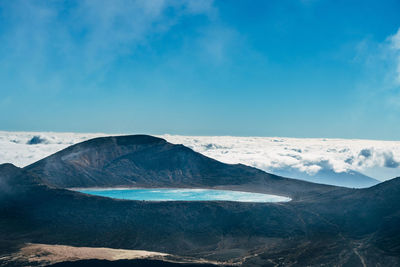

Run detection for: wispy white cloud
[[0, 0, 218, 94], [353, 27, 400, 110], [388, 28, 400, 85]]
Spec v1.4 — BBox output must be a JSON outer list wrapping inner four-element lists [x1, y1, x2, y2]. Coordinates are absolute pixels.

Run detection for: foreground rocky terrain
[[1, 135, 400, 266]]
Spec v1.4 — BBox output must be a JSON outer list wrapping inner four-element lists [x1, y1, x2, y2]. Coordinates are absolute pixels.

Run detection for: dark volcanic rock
[[0, 163, 39, 199]]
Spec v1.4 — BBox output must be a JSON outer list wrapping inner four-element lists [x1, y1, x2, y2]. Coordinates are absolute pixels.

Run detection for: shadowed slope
[[1, 164, 400, 266]]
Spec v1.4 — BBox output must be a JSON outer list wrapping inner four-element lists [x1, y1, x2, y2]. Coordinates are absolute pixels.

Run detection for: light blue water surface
[[77, 188, 291, 203]]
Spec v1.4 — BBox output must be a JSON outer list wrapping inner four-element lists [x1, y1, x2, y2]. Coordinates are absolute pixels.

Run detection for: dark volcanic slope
[[1, 162, 400, 266], [24, 135, 343, 200], [0, 163, 38, 200]]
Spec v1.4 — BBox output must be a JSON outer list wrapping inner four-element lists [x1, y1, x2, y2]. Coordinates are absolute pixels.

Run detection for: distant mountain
[[25, 135, 342, 200], [1, 135, 400, 266], [272, 168, 380, 188]]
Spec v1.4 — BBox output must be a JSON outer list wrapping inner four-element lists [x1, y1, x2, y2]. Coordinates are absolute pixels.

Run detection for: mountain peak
[[79, 134, 167, 147]]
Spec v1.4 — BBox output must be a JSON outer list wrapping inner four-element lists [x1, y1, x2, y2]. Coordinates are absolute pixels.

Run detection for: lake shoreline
[[74, 188, 292, 203]]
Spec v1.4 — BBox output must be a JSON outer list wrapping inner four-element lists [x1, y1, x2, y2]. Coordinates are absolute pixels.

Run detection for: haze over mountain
[[272, 168, 378, 188], [1, 135, 400, 266]]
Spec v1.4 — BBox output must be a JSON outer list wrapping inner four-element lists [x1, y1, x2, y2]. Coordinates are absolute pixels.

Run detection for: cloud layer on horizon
[[164, 135, 400, 181], [1, 131, 400, 182]]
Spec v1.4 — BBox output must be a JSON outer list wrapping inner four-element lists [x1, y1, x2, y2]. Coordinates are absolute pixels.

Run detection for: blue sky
[[0, 0, 400, 139]]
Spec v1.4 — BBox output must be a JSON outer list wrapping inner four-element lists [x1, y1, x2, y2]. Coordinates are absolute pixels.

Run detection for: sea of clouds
[[1, 131, 400, 182], [164, 135, 400, 181]]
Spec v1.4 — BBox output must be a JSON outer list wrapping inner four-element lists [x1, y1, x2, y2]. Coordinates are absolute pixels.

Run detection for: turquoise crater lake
[[77, 188, 291, 203]]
